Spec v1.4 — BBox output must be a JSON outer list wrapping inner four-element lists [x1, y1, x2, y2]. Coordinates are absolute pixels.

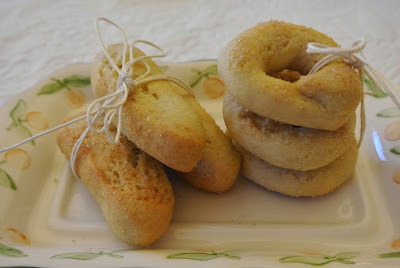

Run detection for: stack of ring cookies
[[218, 21, 363, 197]]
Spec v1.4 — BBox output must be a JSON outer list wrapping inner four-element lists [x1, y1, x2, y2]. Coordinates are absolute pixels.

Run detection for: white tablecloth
[[0, 0, 399, 99]]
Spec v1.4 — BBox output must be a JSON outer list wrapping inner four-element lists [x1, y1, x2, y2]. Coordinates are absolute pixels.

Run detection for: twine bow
[[307, 40, 400, 109], [0, 18, 195, 179], [307, 40, 367, 73], [70, 17, 195, 178], [306, 39, 400, 147]]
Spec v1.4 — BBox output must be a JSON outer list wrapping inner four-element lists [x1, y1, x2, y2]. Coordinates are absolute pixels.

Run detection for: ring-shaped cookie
[[218, 21, 362, 130], [223, 93, 356, 171], [236, 138, 358, 197]]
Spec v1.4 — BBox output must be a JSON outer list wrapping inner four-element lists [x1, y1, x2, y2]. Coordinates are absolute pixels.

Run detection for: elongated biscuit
[[56, 113, 174, 246], [174, 89, 241, 193], [91, 43, 206, 172], [236, 138, 358, 197]]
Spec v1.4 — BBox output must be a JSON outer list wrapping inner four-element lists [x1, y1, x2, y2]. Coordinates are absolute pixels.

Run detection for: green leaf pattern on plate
[[379, 251, 400, 258], [377, 108, 400, 118], [364, 74, 387, 98], [0, 242, 28, 258], [0, 159, 17, 190], [279, 252, 359, 266], [166, 251, 240, 261], [0, 167, 16, 190], [62, 75, 91, 87], [37, 75, 90, 96], [377, 108, 400, 156], [390, 145, 400, 155], [51, 250, 125, 260], [189, 65, 218, 88], [6, 99, 34, 146], [374, 86, 400, 155]]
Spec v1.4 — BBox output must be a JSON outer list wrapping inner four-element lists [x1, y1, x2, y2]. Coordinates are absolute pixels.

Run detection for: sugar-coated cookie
[[57, 113, 174, 246], [91, 43, 206, 172]]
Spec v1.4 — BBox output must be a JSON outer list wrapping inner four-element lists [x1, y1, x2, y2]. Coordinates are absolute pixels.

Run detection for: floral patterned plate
[[1, 61, 400, 267]]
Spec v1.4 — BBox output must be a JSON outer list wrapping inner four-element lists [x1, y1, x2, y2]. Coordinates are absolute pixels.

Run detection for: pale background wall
[[0, 0, 399, 98]]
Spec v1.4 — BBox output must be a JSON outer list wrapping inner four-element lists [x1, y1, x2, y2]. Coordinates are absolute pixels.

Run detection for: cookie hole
[[269, 69, 302, 82]]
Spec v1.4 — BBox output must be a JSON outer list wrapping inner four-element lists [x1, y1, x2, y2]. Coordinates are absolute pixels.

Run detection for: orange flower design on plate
[[392, 166, 400, 184], [384, 122, 400, 141], [391, 238, 400, 249], [1, 228, 31, 246], [202, 77, 225, 99], [64, 89, 86, 109], [4, 148, 31, 170], [25, 111, 48, 130]]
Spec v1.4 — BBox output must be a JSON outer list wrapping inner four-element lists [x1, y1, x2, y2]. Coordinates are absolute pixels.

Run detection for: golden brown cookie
[[218, 20, 362, 130], [223, 93, 356, 171], [236, 138, 358, 197], [174, 92, 241, 193], [91, 43, 206, 172], [56, 113, 174, 246]]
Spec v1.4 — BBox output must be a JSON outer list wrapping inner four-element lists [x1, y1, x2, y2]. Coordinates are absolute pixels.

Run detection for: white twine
[[306, 39, 400, 147], [307, 40, 400, 109], [0, 17, 195, 179], [0, 114, 87, 153]]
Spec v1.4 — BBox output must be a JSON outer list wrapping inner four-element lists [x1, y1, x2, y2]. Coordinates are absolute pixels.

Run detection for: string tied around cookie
[[72, 17, 196, 178], [307, 39, 400, 109], [0, 17, 196, 180], [307, 40, 367, 72], [307, 39, 400, 148]]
